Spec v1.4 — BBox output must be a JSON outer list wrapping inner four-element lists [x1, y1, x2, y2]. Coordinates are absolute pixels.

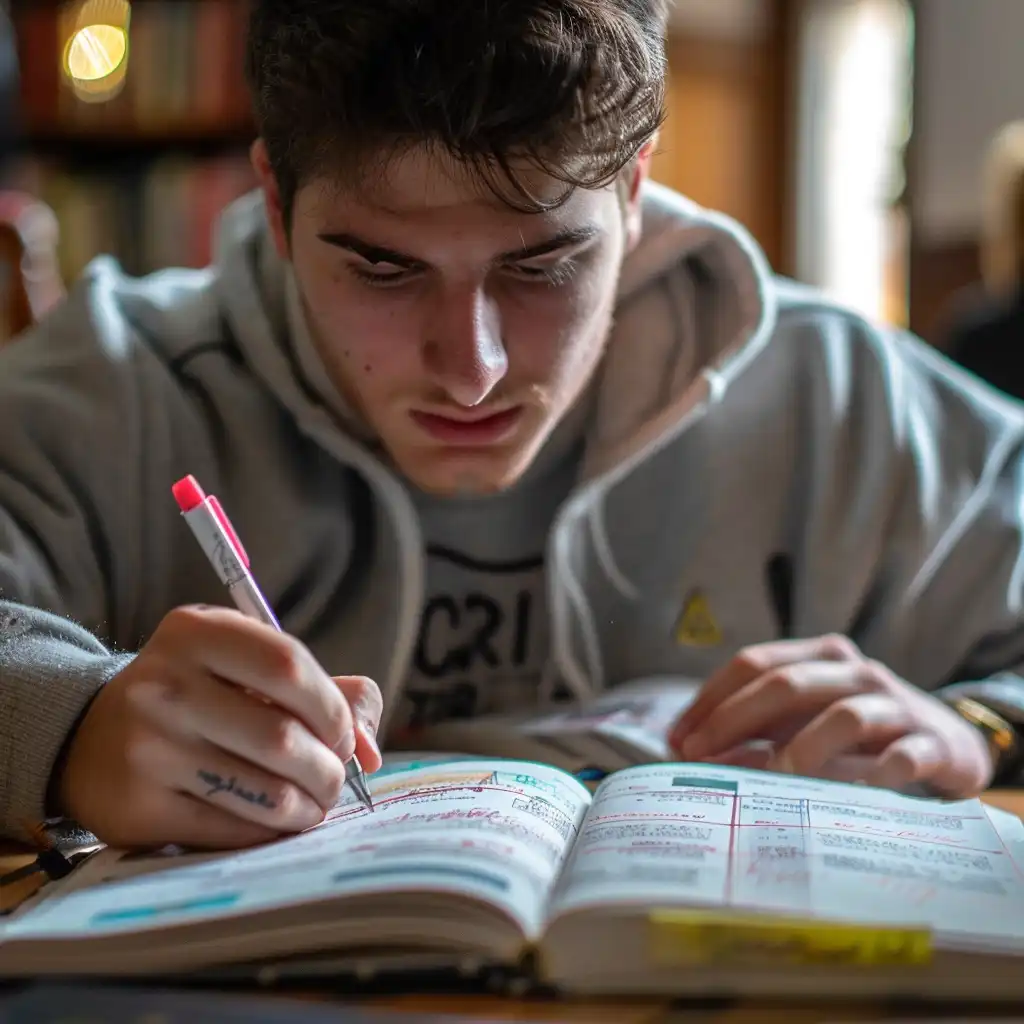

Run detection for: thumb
[[333, 675, 383, 772]]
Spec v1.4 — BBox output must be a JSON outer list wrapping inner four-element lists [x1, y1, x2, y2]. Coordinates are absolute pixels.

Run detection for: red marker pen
[[172, 474, 374, 812]]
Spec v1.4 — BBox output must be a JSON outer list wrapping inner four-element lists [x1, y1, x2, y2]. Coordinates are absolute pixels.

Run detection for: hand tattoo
[[197, 769, 277, 809]]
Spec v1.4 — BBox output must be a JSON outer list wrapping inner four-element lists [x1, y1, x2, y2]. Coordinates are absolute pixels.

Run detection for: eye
[[504, 259, 578, 287], [349, 263, 419, 288]]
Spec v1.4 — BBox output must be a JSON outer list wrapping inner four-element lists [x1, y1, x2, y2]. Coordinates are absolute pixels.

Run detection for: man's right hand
[[55, 605, 383, 850]]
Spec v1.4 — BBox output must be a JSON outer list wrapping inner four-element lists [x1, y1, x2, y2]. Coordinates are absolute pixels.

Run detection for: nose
[[422, 283, 508, 407]]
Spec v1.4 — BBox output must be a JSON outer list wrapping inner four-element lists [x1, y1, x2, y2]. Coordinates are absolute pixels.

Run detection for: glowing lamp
[[60, 0, 131, 104]]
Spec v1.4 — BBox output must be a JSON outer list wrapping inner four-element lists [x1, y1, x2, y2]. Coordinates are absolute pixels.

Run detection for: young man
[[1, 0, 1023, 850]]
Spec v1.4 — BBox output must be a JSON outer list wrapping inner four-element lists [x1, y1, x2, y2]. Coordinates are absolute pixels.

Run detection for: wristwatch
[[949, 697, 1021, 782]]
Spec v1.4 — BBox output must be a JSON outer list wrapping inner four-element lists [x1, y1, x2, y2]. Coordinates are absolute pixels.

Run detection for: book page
[[390, 676, 699, 774], [518, 676, 700, 770], [6, 759, 591, 945], [547, 764, 1024, 951]]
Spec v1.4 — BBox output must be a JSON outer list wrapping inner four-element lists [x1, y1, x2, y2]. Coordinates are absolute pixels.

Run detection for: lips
[[410, 407, 524, 446]]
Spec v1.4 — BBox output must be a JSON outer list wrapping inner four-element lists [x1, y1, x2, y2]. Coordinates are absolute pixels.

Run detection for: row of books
[[16, 0, 252, 137], [13, 155, 256, 283]]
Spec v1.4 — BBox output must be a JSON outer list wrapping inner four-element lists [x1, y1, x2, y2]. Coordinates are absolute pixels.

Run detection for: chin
[[393, 446, 537, 497]]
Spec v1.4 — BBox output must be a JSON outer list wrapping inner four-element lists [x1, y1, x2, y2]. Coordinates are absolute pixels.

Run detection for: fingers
[[157, 606, 355, 752], [660, 634, 982, 799], [671, 635, 861, 746], [697, 692, 962, 797], [188, 753, 325, 833], [146, 734, 326, 834], [334, 676, 384, 772], [862, 733, 946, 792], [678, 660, 865, 760], [770, 692, 912, 778], [169, 674, 348, 812]]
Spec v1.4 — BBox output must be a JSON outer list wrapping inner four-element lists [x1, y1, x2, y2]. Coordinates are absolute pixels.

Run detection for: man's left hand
[[668, 635, 995, 798]]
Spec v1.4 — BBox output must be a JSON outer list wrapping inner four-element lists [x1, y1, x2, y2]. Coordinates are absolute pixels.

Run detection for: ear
[[250, 138, 289, 259], [623, 136, 657, 253]]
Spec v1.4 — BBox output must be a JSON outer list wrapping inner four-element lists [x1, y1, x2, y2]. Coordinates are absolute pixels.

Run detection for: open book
[[4, 757, 1024, 1000]]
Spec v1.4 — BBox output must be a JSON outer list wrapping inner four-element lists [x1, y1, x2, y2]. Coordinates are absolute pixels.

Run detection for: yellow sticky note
[[649, 910, 932, 968]]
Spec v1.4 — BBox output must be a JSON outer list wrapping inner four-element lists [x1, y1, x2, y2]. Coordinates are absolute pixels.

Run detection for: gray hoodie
[[3, 182, 1024, 839]]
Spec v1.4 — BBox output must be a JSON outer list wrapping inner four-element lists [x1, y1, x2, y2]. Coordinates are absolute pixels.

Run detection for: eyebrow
[[315, 225, 602, 267]]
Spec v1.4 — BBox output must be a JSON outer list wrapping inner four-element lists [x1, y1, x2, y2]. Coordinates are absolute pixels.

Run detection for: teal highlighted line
[[672, 776, 738, 793], [377, 755, 585, 789], [333, 864, 509, 892], [90, 892, 241, 926]]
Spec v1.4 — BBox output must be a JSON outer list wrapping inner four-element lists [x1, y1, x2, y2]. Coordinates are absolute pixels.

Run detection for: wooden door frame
[[658, 0, 799, 275], [903, 0, 981, 344]]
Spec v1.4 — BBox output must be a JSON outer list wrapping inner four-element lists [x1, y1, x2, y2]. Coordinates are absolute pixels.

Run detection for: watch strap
[[948, 696, 1020, 782]]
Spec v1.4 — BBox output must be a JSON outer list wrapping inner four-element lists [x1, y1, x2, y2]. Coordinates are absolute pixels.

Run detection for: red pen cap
[[171, 474, 206, 513], [172, 475, 251, 569]]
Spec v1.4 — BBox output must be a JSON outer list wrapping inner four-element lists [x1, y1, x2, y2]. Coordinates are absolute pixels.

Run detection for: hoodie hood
[[588, 183, 777, 479], [213, 182, 777, 486]]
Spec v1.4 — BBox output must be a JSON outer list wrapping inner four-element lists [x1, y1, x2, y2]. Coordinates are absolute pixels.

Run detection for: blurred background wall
[[0, 0, 1017, 354]]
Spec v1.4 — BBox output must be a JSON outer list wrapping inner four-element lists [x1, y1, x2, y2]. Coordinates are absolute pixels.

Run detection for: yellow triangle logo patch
[[675, 591, 723, 648]]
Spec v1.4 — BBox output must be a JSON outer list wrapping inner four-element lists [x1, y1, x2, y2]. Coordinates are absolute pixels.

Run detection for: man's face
[[254, 143, 649, 495]]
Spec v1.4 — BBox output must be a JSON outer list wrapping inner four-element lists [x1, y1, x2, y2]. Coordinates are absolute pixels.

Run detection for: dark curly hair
[[245, 0, 669, 223]]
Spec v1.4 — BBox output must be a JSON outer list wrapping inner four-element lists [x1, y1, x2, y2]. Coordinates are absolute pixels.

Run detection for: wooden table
[[5, 792, 1024, 1022]]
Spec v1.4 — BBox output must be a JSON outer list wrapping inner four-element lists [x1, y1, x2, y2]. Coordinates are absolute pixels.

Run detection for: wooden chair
[[0, 191, 64, 345]]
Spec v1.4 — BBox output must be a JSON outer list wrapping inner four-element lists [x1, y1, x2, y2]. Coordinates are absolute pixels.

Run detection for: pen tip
[[359, 780, 374, 811], [345, 755, 374, 811]]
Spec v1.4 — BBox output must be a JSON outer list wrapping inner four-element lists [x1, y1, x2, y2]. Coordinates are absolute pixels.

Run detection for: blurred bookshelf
[[8, 0, 256, 284]]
